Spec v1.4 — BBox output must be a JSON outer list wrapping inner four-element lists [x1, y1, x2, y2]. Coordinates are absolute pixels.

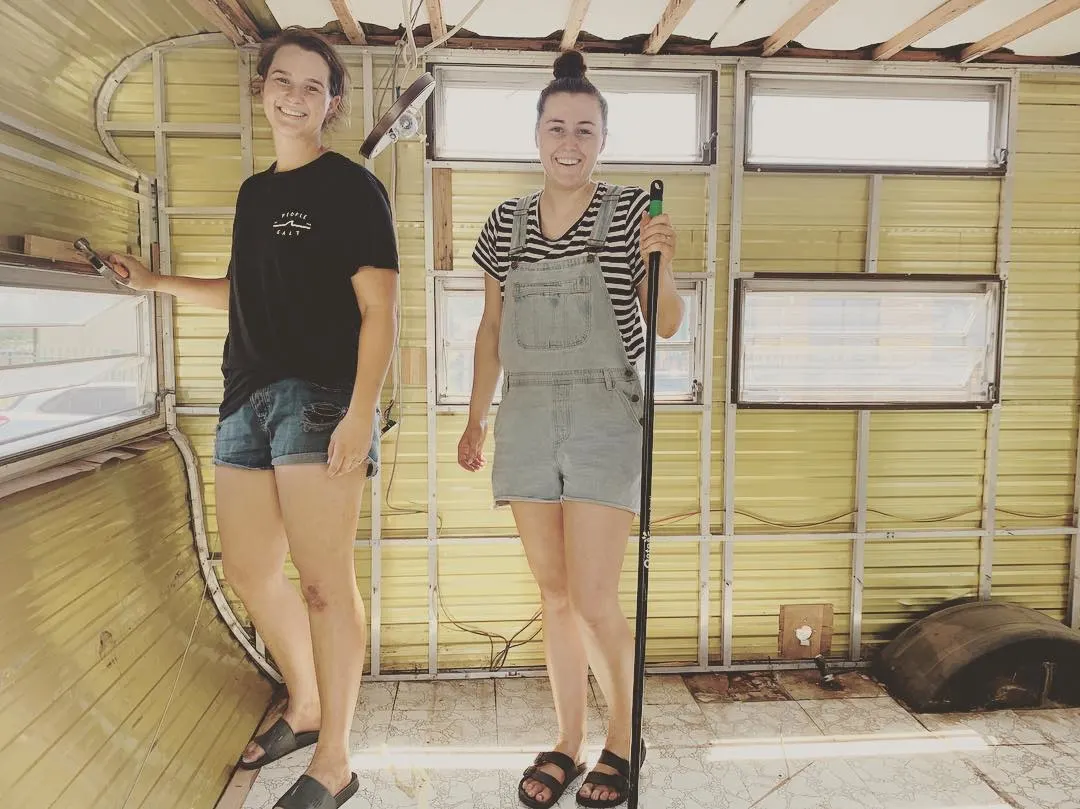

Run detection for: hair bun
[[553, 50, 587, 80]]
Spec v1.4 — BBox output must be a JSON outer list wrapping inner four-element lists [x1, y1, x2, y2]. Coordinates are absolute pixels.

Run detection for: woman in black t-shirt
[[108, 27, 396, 809]]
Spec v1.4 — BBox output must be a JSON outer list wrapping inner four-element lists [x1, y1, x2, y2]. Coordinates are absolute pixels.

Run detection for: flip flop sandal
[[275, 773, 359, 809], [237, 717, 319, 770], [518, 750, 587, 809], [576, 742, 647, 809]]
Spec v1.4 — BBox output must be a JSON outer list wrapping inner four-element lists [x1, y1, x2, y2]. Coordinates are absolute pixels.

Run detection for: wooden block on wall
[[778, 603, 834, 659], [400, 346, 427, 387], [432, 167, 454, 271], [24, 234, 90, 265]]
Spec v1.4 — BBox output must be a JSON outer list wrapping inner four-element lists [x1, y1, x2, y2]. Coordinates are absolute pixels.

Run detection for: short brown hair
[[252, 26, 351, 129]]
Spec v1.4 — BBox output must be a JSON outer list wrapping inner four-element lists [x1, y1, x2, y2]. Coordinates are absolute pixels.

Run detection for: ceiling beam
[[329, 0, 367, 45], [873, 0, 986, 60], [644, 0, 698, 54], [561, 0, 592, 50], [762, 0, 841, 57], [960, 0, 1080, 62], [426, 0, 448, 41], [186, 0, 261, 45]]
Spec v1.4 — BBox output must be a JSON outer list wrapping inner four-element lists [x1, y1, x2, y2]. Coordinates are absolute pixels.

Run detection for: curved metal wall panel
[[0, 439, 270, 807], [0, 0, 205, 151]]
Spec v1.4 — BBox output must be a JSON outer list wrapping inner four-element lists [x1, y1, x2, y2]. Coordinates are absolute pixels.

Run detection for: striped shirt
[[472, 182, 650, 362]]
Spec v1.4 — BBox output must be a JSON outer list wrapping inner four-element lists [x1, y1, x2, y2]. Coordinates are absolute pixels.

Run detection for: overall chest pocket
[[511, 275, 592, 351]]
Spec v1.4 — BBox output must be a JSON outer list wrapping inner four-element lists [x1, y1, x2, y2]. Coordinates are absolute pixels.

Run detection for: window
[[0, 280, 157, 460], [431, 65, 714, 164], [745, 74, 1010, 173], [435, 276, 705, 406], [732, 275, 1002, 408]]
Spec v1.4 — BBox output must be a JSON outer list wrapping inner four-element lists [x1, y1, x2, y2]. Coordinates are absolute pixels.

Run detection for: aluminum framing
[[851, 173, 882, 661], [68, 33, 1079, 682], [978, 74, 1020, 601], [720, 63, 747, 667]]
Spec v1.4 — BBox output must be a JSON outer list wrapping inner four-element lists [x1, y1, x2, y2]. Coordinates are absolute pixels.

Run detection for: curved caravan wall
[[0, 439, 270, 807]]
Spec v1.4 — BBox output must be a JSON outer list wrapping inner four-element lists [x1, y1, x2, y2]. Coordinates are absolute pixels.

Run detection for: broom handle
[[628, 179, 663, 809]]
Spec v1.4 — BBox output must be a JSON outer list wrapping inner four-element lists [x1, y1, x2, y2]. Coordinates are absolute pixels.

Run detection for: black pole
[[628, 179, 663, 809]]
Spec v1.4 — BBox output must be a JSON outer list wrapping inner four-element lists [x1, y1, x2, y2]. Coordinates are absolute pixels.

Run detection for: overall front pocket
[[511, 275, 593, 351]]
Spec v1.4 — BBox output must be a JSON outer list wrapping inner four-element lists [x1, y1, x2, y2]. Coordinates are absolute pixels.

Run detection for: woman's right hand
[[106, 253, 158, 292], [457, 419, 487, 471]]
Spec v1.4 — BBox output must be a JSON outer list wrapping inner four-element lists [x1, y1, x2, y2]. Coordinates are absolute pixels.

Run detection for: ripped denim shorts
[[212, 377, 379, 478]]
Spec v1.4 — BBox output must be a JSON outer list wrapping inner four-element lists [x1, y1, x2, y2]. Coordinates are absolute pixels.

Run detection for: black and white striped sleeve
[[471, 203, 508, 284]]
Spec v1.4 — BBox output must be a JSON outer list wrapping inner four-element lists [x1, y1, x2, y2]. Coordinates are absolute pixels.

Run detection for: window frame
[[428, 63, 717, 165], [743, 72, 1012, 176], [731, 273, 1004, 411], [0, 260, 162, 480], [433, 274, 708, 408]]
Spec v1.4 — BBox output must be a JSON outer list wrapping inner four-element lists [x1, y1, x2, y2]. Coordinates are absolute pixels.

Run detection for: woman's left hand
[[327, 409, 374, 479], [640, 212, 676, 270]]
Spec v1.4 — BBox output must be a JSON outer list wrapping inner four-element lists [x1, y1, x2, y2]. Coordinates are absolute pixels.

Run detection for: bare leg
[[217, 466, 320, 763], [564, 501, 635, 805], [511, 501, 590, 804], [274, 462, 368, 796]]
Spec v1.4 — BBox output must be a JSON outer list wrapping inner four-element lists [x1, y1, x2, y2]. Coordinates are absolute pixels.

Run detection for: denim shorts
[[213, 377, 380, 476], [491, 368, 643, 513]]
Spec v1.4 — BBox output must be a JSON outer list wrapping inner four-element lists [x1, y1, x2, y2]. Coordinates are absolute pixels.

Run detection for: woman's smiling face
[[536, 92, 607, 190], [261, 44, 339, 137]]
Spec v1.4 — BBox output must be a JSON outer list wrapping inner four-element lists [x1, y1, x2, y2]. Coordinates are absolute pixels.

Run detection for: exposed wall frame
[[423, 158, 440, 675], [850, 173, 881, 661], [720, 62, 748, 667], [979, 73, 1020, 601], [696, 72, 722, 667], [1072, 416, 1080, 629], [81, 34, 1080, 679]]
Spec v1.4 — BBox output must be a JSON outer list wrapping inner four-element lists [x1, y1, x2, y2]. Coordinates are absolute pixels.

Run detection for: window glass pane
[[747, 77, 1004, 170], [736, 281, 999, 406], [0, 284, 155, 459], [435, 68, 708, 163]]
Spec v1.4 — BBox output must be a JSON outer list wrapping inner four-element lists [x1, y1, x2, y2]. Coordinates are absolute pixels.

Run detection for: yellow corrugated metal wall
[[0, 439, 271, 808], [103, 39, 1079, 673], [0, 0, 204, 151]]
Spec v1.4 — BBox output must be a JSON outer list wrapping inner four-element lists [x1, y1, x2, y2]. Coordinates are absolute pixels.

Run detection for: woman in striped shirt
[[457, 50, 684, 809]]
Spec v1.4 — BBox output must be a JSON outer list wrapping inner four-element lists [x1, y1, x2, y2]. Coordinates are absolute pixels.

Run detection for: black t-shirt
[[219, 151, 399, 419]]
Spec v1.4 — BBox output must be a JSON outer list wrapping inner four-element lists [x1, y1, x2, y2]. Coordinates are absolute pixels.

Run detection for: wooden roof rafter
[[643, 0, 698, 55], [960, 0, 1080, 62], [329, 0, 367, 45], [561, 0, 592, 51], [762, 0, 840, 57], [186, 0, 261, 46], [873, 0, 987, 60]]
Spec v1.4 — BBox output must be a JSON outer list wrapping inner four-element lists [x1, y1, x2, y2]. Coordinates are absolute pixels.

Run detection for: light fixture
[[360, 74, 436, 159]]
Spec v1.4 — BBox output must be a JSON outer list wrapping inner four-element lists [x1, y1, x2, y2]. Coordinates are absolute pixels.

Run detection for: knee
[[222, 553, 279, 597], [536, 578, 573, 615], [296, 572, 362, 614], [569, 589, 619, 633]]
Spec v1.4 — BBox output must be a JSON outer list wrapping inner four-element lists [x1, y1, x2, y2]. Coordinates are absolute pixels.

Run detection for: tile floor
[[235, 671, 1080, 809]]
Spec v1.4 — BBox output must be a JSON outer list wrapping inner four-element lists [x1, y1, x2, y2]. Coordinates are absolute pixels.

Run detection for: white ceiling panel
[[797, 0, 948, 50], [915, 0, 1047, 48], [1008, 9, 1080, 55]]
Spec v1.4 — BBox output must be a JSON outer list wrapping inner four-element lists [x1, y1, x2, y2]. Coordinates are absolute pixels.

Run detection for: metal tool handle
[[628, 178, 663, 809]]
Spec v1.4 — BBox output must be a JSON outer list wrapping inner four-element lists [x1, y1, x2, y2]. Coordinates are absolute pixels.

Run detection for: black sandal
[[518, 750, 587, 809], [274, 773, 359, 809], [576, 743, 646, 808], [237, 717, 320, 770]]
